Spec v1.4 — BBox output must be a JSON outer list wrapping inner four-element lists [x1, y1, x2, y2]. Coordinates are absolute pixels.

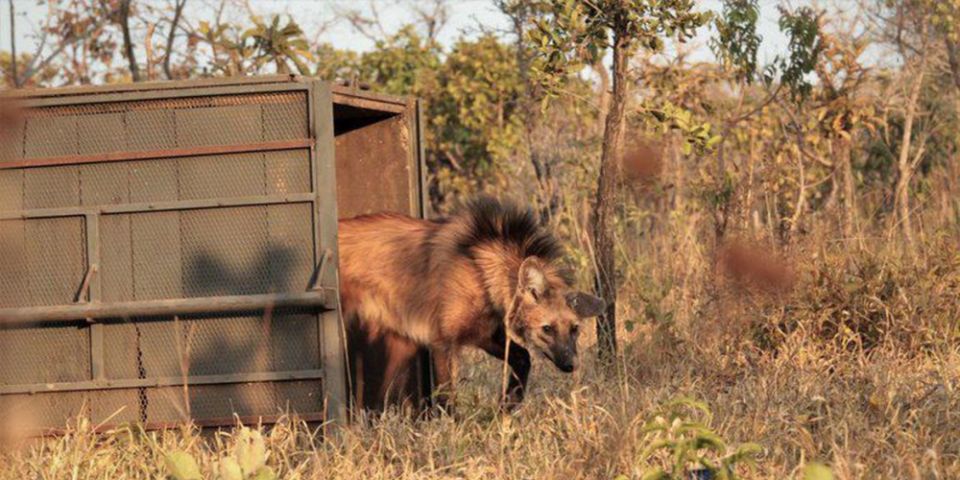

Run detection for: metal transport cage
[[0, 76, 429, 434]]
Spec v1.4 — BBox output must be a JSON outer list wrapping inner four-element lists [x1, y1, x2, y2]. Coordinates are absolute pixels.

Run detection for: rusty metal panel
[[179, 153, 265, 200], [100, 215, 134, 303], [26, 217, 87, 306], [0, 324, 90, 384], [24, 115, 78, 158], [132, 212, 183, 300], [126, 109, 176, 151], [0, 116, 24, 163], [138, 316, 267, 377], [0, 170, 23, 211], [335, 114, 412, 217], [264, 99, 308, 141], [0, 392, 90, 431], [145, 380, 322, 424], [130, 160, 178, 203], [266, 203, 315, 291], [270, 312, 322, 371], [0, 220, 27, 307], [181, 206, 270, 296], [176, 104, 263, 147], [81, 163, 131, 206], [265, 150, 312, 195], [24, 166, 80, 209], [78, 112, 125, 155], [0, 78, 422, 433]]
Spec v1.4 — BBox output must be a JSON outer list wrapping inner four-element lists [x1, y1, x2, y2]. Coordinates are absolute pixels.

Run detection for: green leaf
[[164, 451, 202, 480], [215, 457, 244, 480], [235, 428, 268, 476], [251, 466, 278, 480], [802, 462, 834, 480]]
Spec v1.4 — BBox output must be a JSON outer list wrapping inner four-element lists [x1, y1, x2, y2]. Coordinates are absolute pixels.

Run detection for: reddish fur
[[338, 199, 604, 410]]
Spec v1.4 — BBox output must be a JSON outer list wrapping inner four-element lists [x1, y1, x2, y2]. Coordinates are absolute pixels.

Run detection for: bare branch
[[9, 0, 18, 87], [119, 0, 142, 81], [411, 0, 449, 41], [164, 0, 188, 80], [338, 0, 393, 42]]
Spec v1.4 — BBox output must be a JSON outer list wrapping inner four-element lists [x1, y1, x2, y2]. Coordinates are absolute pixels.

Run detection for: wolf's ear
[[565, 291, 606, 318], [518, 257, 547, 299]]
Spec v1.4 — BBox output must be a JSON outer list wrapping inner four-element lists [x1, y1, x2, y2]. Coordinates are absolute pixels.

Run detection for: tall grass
[[1, 232, 957, 478], [2, 152, 959, 479]]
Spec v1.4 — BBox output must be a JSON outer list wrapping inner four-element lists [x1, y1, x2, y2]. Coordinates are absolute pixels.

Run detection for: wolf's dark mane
[[452, 196, 564, 262]]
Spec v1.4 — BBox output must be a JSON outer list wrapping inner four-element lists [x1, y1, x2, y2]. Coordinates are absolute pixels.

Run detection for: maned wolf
[[339, 197, 605, 409]]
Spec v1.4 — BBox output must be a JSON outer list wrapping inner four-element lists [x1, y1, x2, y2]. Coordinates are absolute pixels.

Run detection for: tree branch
[[119, 0, 142, 81], [163, 0, 187, 80], [8, 0, 18, 87]]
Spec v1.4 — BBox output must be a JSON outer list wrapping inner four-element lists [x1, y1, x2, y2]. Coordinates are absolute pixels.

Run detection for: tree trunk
[[838, 137, 856, 241], [504, 1, 560, 223], [163, 0, 187, 80], [895, 66, 925, 256], [119, 0, 141, 82], [946, 38, 960, 91], [592, 34, 629, 362], [8, 0, 17, 87]]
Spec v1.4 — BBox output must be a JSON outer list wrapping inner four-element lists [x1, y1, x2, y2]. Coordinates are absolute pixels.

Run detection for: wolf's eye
[[571, 325, 579, 335], [542, 324, 556, 335]]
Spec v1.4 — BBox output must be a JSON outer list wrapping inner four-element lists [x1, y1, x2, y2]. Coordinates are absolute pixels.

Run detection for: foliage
[[163, 427, 276, 480], [710, 0, 762, 84], [244, 15, 314, 75], [633, 398, 762, 480], [648, 101, 722, 155], [530, 0, 710, 101], [777, 7, 824, 100], [802, 462, 835, 480], [356, 26, 442, 96], [197, 15, 313, 76]]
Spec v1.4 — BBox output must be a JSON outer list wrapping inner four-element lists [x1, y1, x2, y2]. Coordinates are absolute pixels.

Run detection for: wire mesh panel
[[0, 78, 346, 434]]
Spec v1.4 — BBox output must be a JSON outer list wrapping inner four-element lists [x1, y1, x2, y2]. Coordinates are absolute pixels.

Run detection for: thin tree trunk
[[119, 0, 141, 82], [895, 65, 925, 255], [788, 143, 807, 239], [839, 137, 857, 241], [592, 33, 628, 362], [8, 0, 17, 87], [946, 38, 960, 91], [594, 61, 611, 123], [515, 3, 559, 222], [163, 0, 187, 80]]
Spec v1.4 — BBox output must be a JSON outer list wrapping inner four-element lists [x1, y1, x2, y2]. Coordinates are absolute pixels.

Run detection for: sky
[[0, 0, 808, 71]]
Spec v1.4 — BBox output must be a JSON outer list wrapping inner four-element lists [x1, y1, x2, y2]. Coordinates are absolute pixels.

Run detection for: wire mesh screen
[[0, 81, 339, 434]]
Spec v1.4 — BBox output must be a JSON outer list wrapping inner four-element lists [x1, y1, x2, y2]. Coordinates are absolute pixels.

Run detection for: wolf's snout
[[552, 350, 577, 373]]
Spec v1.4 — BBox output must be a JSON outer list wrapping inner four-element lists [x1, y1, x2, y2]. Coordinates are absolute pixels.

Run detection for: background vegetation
[[1, 0, 959, 478]]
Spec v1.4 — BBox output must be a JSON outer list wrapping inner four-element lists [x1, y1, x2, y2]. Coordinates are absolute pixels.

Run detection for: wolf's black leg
[[480, 328, 531, 410]]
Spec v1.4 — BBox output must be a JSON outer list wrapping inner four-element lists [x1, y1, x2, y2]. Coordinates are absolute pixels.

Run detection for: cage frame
[[0, 75, 430, 432]]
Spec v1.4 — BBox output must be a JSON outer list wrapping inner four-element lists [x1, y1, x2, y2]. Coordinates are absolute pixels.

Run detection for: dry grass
[[1, 272, 957, 479], [1, 339, 956, 479], [1, 207, 958, 479]]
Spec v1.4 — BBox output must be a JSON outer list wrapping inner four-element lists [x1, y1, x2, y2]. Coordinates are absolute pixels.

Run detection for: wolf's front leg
[[479, 329, 531, 411]]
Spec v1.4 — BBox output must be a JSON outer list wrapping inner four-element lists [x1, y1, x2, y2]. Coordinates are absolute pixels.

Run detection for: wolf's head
[[507, 257, 605, 372]]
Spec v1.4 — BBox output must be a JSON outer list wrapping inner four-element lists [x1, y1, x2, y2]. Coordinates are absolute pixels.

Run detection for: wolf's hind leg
[[430, 346, 459, 414]]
